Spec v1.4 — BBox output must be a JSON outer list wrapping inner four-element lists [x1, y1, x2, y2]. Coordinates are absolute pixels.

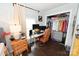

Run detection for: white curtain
[[10, 4, 24, 39]]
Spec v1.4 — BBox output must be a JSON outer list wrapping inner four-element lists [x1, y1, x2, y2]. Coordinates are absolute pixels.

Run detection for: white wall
[[25, 8, 38, 39], [0, 3, 13, 54], [0, 3, 13, 32], [41, 4, 78, 47]]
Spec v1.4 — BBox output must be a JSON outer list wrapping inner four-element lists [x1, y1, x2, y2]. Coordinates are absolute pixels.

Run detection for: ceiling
[[22, 3, 66, 12]]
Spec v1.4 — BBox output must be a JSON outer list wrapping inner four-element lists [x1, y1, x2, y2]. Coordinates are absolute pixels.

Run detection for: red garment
[[61, 20, 64, 32], [61, 20, 68, 32]]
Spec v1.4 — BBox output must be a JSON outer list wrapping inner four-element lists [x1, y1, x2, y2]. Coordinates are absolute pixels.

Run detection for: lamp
[[10, 24, 21, 33], [10, 24, 21, 39]]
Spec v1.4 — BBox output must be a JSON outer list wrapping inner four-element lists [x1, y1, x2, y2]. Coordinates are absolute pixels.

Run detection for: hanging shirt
[[63, 20, 68, 32], [59, 20, 63, 31], [52, 20, 59, 31], [60, 20, 68, 32]]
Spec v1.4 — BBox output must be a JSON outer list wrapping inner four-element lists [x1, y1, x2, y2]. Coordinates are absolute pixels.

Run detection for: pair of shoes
[[39, 43, 45, 47]]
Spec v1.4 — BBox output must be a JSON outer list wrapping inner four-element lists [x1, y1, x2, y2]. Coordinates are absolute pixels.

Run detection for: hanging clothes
[[63, 20, 68, 32], [51, 17, 68, 32], [59, 20, 63, 31], [51, 17, 57, 31], [52, 20, 59, 31], [59, 20, 68, 32]]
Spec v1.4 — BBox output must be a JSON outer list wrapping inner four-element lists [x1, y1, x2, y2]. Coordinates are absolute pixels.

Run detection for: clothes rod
[[13, 3, 40, 12]]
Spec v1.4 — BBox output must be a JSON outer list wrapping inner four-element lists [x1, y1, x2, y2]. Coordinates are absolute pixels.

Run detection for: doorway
[[47, 12, 70, 45]]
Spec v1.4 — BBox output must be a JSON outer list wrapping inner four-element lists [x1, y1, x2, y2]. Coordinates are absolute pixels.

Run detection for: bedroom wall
[[25, 8, 38, 39], [0, 3, 13, 54], [0, 3, 13, 32]]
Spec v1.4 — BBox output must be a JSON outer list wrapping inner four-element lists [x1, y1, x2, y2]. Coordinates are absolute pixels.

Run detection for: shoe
[[39, 43, 45, 47]]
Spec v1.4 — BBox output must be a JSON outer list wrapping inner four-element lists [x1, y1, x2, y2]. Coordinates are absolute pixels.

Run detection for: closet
[[47, 12, 70, 45]]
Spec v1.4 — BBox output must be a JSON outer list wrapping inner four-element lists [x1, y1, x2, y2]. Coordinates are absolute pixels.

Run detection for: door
[[71, 38, 79, 56]]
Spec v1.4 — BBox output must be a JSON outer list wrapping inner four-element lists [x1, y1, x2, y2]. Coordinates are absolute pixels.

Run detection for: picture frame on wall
[[38, 16, 42, 22]]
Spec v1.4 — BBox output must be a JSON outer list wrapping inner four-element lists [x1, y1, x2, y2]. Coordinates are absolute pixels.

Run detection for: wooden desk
[[31, 33, 44, 38], [27, 33, 44, 40], [27, 33, 44, 44]]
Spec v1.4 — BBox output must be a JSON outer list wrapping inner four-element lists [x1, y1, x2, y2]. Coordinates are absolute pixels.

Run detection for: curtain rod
[[13, 3, 40, 12]]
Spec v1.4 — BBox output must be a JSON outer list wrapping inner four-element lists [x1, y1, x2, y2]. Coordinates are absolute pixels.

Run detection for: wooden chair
[[38, 28, 51, 43]]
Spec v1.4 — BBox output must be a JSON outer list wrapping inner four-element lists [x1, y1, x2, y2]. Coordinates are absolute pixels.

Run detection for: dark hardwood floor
[[23, 39, 69, 56]]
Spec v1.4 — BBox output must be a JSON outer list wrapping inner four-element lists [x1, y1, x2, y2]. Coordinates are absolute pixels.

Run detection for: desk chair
[[37, 28, 51, 45]]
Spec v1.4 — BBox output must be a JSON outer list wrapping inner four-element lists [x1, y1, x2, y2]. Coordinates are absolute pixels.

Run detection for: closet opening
[[47, 12, 70, 45]]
